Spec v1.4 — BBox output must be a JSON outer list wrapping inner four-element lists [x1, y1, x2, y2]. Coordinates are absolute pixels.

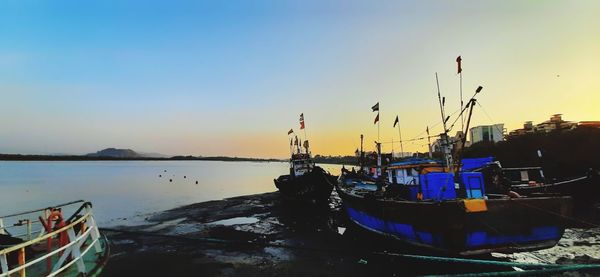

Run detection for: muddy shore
[[101, 192, 600, 276]]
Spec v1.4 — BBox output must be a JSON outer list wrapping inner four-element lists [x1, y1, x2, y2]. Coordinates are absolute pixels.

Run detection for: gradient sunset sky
[[1, 1, 599, 158]]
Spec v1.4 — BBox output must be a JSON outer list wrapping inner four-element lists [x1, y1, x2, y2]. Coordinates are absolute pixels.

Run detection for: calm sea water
[[0, 161, 344, 226]]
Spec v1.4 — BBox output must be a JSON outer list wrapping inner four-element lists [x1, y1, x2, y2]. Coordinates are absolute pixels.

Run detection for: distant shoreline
[[0, 154, 284, 163]]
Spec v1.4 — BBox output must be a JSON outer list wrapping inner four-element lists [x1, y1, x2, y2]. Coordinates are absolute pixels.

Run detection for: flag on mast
[[393, 115, 399, 127], [456, 56, 462, 74], [299, 113, 305, 129], [374, 113, 379, 124], [287, 128, 293, 135], [371, 102, 379, 112]]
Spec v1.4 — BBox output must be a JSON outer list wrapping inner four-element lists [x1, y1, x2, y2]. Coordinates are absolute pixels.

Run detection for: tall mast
[[436, 73, 453, 172]]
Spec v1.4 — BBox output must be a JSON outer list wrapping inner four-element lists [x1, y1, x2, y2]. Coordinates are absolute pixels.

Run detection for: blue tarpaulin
[[461, 157, 494, 171], [419, 172, 456, 200]]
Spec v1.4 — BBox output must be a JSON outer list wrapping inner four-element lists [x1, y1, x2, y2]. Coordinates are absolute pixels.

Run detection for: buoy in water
[[169, 179, 172, 182], [195, 181, 198, 184], [164, 170, 167, 172], [159, 174, 162, 177], [184, 176, 186, 178]]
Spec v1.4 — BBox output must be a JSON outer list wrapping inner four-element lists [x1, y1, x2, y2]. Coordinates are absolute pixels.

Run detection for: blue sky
[[1, 1, 599, 157]]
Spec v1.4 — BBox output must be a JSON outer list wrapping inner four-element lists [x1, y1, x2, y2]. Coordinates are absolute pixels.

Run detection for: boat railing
[[0, 201, 104, 277]]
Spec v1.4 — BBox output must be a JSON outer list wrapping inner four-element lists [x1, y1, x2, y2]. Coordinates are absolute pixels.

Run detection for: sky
[[1, 1, 599, 158]]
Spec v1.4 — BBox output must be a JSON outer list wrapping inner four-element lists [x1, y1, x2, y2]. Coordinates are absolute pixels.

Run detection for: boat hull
[[274, 166, 336, 204], [510, 174, 600, 215], [336, 179, 573, 255]]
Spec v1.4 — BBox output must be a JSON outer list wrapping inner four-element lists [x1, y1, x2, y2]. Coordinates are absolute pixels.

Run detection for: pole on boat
[[436, 73, 453, 172], [426, 126, 432, 158], [455, 86, 482, 174], [394, 115, 403, 159], [360, 134, 364, 172], [457, 55, 464, 133]]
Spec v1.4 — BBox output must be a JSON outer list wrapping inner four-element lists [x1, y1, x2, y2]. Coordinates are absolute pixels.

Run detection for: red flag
[[374, 113, 379, 124], [299, 113, 305, 129], [287, 129, 293, 135], [456, 56, 462, 74]]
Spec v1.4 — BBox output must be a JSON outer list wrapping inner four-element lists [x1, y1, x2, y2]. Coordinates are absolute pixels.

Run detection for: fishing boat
[[462, 157, 600, 214], [335, 80, 573, 255], [274, 118, 336, 204], [0, 201, 109, 276], [274, 152, 336, 204]]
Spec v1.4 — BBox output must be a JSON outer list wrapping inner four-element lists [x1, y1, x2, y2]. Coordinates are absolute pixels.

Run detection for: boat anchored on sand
[[334, 78, 573, 255], [0, 201, 109, 276], [274, 116, 336, 204]]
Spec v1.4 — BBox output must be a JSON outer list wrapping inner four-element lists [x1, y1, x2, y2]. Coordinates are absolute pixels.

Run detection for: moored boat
[[334, 78, 573, 255], [0, 201, 109, 276], [274, 116, 336, 204], [462, 157, 600, 215], [336, 162, 573, 255]]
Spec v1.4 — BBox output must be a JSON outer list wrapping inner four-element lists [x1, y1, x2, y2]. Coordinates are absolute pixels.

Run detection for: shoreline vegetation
[[2, 127, 598, 172], [0, 154, 283, 162]]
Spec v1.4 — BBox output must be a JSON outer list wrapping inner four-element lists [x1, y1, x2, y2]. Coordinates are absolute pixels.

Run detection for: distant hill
[[86, 148, 141, 158]]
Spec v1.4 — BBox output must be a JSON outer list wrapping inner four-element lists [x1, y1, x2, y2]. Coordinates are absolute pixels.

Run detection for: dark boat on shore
[[274, 153, 336, 204], [274, 119, 336, 204], [334, 83, 573, 255]]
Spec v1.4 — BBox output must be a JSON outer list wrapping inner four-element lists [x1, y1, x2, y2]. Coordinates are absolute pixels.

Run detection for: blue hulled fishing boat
[[334, 79, 573, 255]]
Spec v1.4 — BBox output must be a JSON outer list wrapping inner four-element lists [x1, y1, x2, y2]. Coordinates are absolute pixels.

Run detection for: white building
[[469, 124, 505, 144]]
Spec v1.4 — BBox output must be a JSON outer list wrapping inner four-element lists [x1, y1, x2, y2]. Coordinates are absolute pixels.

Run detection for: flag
[[426, 126, 430, 137], [374, 113, 379, 124], [456, 55, 462, 74], [287, 129, 293, 135], [299, 113, 305, 129], [393, 115, 399, 127], [371, 102, 379, 112]]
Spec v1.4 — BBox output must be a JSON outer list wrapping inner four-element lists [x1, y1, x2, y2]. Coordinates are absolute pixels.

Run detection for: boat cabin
[[290, 153, 314, 177], [385, 158, 445, 185], [382, 158, 487, 201]]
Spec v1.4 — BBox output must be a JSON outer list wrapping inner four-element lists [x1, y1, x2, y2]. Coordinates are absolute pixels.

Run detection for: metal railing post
[[85, 205, 102, 253], [0, 219, 5, 235], [66, 228, 86, 274]]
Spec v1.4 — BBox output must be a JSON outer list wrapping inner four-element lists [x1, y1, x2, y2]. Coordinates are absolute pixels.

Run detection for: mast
[[360, 134, 364, 171], [436, 73, 453, 172], [455, 86, 483, 173], [426, 126, 432, 158]]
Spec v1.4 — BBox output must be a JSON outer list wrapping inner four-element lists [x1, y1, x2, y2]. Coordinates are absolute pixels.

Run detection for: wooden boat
[[335, 83, 573, 255], [462, 157, 600, 214], [0, 201, 109, 276], [336, 160, 573, 255], [274, 151, 335, 204]]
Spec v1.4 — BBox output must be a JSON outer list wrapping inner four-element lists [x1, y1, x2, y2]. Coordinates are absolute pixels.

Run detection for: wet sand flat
[[101, 192, 600, 276]]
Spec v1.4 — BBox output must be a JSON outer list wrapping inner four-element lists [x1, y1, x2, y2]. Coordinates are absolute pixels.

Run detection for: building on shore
[[508, 114, 578, 137], [469, 124, 505, 144]]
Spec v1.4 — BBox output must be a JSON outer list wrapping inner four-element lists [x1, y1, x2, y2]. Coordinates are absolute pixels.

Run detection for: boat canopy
[[388, 158, 442, 169], [461, 157, 494, 171]]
